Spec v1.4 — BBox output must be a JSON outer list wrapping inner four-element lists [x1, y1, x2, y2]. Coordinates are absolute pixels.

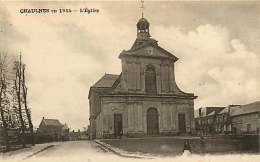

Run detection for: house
[[195, 101, 260, 136], [69, 130, 82, 141], [38, 117, 68, 141], [215, 105, 240, 134], [230, 101, 260, 135], [61, 123, 70, 141], [88, 16, 197, 139], [194, 107, 225, 135]]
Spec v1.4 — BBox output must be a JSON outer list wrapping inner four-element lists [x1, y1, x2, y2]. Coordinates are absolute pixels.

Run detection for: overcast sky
[[0, 1, 259, 130]]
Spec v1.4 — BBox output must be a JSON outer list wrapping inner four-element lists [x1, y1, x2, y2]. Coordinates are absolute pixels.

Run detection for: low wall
[[101, 135, 260, 156]]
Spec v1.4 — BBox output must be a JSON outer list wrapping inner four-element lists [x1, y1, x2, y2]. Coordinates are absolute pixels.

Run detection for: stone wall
[[95, 96, 194, 138], [120, 57, 181, 95]]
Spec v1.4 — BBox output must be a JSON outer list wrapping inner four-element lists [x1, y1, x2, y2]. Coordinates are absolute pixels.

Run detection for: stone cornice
[[99, 93, 197, 100]]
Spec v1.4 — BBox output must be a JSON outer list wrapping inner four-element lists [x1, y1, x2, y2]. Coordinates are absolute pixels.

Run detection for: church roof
[[119, 38, 178, 61], [92, 74, 119, 88]]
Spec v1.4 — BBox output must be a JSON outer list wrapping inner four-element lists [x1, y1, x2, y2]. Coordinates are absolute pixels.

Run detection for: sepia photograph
[[0, 0, 259, 162]]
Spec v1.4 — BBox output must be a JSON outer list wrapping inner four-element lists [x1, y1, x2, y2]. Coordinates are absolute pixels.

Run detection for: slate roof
[[42, 119, 63, 126], [207, 111, 215, 116], [92, 74, 119, 88], [194, 107, 225, 118], [230, 101, 260, 116], [218, 105, 241, 114], [218, 107, 229, 114]]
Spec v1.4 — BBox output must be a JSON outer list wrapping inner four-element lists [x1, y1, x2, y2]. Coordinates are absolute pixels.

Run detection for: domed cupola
[[137, 17, 150, 39], [137, 17, 149, 30]]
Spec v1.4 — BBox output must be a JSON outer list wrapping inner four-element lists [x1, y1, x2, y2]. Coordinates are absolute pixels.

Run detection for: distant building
[[194, 107, 225, 135], [215, 105, 240, 134], [61, 123, 70, 141], [38, 117, 69, 141], [69, 130, 82, 141], [195, 101, 260, 136], [88, 16, 197, 139], [230, 101, 260, 135]]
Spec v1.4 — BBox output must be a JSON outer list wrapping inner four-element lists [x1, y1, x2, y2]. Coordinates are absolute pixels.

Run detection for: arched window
[[145, 65, 157, 94]]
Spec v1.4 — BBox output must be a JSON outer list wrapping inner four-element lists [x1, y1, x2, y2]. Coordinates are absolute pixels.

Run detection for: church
[[88, 16, 197, 139]]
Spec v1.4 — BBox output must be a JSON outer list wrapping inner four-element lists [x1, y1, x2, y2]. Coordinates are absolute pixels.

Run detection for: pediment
[[133, 46, 175, 59], [119, 38, 178, 61]]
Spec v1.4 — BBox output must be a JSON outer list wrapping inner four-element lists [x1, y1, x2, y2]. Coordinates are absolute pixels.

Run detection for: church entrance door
[[114, 114, 123, 138], [178, 113, 186, 133], [147, 108, 159, 135]]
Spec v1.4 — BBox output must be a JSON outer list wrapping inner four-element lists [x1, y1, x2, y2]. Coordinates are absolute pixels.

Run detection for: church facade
[[88, 17, 197, 139]]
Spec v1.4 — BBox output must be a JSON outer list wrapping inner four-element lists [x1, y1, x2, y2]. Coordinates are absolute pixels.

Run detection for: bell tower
[[137, 18, 150, 39], [137, 0, 150, 39]]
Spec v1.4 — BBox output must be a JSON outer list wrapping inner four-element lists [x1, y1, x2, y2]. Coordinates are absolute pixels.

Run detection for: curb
[[94, 140, 148, 159], [23, 145, 55, 160]]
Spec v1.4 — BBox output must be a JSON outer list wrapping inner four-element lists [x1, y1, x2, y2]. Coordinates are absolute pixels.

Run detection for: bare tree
[[0, 53, 10, 151], [21, 64, 34, 146], [0, 52, 32, 150], [14, 54, 26, 148]]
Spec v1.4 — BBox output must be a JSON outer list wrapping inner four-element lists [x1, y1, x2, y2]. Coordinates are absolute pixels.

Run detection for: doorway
[[114, 114, 123, 138], [178, 113, 186, 133], [147, 108, 159, 135]]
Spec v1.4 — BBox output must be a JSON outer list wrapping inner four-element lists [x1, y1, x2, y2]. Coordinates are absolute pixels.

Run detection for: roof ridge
[[104, 73, 119, 76], [43, 118, 60, 120], [243, 100, 260, 106]]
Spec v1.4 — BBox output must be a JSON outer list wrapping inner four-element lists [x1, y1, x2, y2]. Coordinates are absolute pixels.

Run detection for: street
[[1, 140, 260, 162], [1, 140, 147, 162], [36, 141, 106, 157]]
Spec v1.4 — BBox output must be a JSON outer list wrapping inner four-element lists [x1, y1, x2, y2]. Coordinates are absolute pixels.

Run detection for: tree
[[21, 63, 34, 146], [0, 53, 10, 151], [0, 52, 34, 150], [13, 54, 34, 147], [14, 55, 26, 148]]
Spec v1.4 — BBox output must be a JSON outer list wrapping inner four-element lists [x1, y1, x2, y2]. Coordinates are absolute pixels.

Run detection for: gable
[[119, 39, 178, 61], [132, 46, 173, 59]]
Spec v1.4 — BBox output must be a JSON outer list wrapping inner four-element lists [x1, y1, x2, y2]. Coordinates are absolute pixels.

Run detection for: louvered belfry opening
[[145, 65, 157, 94]]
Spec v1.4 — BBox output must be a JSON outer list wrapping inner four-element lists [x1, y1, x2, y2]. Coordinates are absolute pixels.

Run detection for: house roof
[[194, 106, 225, 118], [230, 101, 260, 116], [42, 119, 63, 126], [218, 105, 241, 114], [92, 74, 119, 88], [207, 111, 215, 116], [218, 107, 229, 114]]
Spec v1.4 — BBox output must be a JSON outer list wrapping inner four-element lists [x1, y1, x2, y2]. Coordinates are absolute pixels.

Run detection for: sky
[[0, 1, 259, 130]]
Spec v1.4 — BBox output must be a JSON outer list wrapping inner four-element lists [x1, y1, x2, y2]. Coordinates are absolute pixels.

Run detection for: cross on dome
[[140, 0, 144, 18]]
